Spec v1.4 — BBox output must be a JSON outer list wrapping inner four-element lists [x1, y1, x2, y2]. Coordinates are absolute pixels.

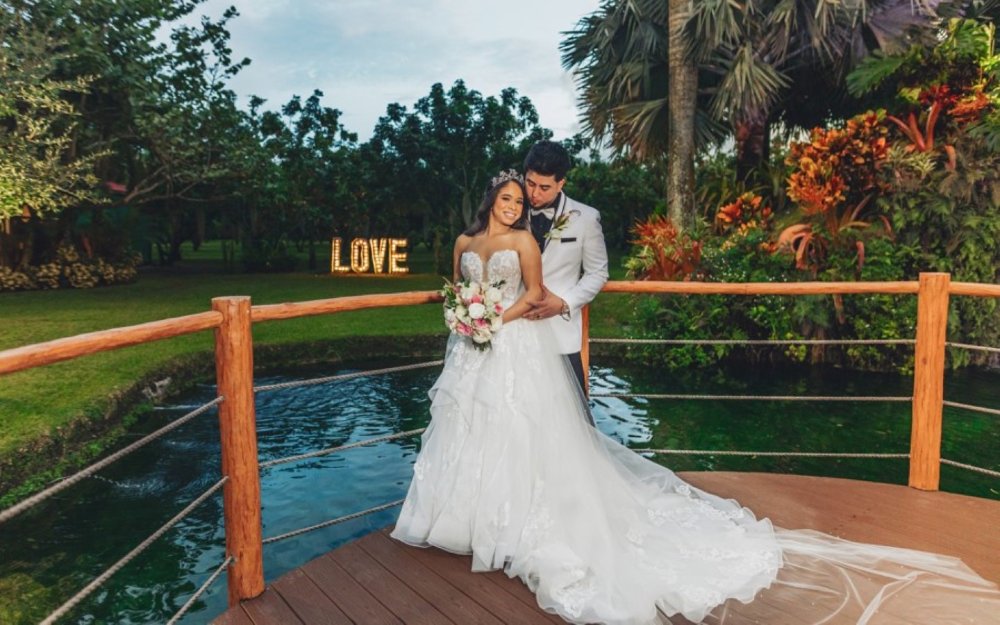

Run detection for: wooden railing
[[2, 272, 999, 607]]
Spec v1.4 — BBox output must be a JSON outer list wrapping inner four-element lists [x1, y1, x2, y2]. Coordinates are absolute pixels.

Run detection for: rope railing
[[0, 396, 223, 525], [262, 499, 406, 545], [590, 337, 915, 346], [260, 428, 427, 469], [254, 360, 443, 393], [945, 341, 1000, 354], [632, 449, 910, 459], [167, 555, 233, 625], [940, 459, 1000, 479], [591, 393, 911, 402], [943, 400, 1000, 418], [39, 477, 227, 625], [3, 274, 998, 621]]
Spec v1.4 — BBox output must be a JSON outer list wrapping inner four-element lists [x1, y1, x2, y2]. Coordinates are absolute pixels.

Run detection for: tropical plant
[[777, 112, 894, 276], [562, 0, 941, 231], [624, 215, 703, 280], [714, 191, 773, 235], [849, 17, 1000, 361]]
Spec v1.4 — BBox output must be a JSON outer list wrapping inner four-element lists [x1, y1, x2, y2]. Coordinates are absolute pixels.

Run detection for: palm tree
[[562, 0, 943, 228], [688, 0, 943, 177], [561, 0, 701, 231]]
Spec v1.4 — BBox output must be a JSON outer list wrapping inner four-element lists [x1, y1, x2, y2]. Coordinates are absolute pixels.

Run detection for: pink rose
[[471, 294, 483, 304], [494, 304, 503, 314]]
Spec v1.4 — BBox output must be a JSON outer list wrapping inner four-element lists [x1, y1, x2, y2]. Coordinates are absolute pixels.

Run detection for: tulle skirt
[[392, 320, 1000, 624]]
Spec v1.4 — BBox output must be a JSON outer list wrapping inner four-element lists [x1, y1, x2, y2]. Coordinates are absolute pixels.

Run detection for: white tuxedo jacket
[[538, 194, 609, 354]]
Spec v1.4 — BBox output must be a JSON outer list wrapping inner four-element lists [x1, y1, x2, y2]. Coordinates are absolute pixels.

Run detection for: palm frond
[[710, 44, 791, 123], [846, 51, 909, 95]]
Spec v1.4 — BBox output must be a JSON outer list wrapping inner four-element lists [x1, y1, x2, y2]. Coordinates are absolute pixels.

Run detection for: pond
[[1, 359, 997, 624]]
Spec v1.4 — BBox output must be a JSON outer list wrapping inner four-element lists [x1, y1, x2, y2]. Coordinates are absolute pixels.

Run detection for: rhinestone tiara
[[489, 168, 523, 189]]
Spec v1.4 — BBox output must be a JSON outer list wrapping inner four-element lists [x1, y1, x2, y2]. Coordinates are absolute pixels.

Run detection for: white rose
[[455, 304, 467, 320], [490, 316, 503, 331], [472, 332, 490, 343], [468, 302, 486, 319], [460, 283, 481, 300], [444, 309, 457, 326], [485, 287, 502, 305]]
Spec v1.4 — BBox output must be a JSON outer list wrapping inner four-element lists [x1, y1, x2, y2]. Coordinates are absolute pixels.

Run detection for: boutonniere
[[545, 209, 581, 240]]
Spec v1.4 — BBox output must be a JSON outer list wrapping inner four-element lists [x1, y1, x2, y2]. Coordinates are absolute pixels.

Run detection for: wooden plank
[[386, 533, 560, 625], [211, 606, 255, 625], [477, 571, 565, 624], [240, 588, 305, 625], [328, 539, 453, 624], [361, 531, 508, 625], [682, 472, 1000, 582], [252, 291, 442, 322], [0, 311, 222, 375], [949, 281, 1000, 298], [214, 296, 264, 604], [271, 568, 353, 625], [600, 280, 920, 295], [215, 474, 1000, 624], [301, 550, 404, 625], [910, 272, 950, 490]]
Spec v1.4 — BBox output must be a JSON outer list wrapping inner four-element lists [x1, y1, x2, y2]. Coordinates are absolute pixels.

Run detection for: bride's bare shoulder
[[513, 230, 540, 256], [454, 234, 473, 253]]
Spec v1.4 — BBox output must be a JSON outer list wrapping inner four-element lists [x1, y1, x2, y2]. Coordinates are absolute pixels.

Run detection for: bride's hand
[[524, 287, 566, 320]]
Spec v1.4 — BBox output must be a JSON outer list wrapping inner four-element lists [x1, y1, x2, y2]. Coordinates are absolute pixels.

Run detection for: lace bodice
[[460, 250, 522, 309]]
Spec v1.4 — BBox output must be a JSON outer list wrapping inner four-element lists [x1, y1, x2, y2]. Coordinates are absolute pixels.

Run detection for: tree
[[253, 90, 357, 270], [687, 0, 941, 177], [367, 80, 548, 237], [0, 3, 105, 267], [561, 0, 704, 232], [562, 0, 942, 229], [7, 0, 256, 264], [667, 0, 698, 232]]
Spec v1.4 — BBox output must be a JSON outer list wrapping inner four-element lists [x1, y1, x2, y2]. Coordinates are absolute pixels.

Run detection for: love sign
[[330, 238, 409, 274]]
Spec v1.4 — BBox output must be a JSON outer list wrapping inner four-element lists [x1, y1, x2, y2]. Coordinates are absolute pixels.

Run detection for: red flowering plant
[[714, 191, 773, 235], [624, 215, 703, 281], [778, 111, 893, 278]]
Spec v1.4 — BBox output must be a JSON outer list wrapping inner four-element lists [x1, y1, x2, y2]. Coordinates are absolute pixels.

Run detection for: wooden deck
[[212, 472, 1000, 625]]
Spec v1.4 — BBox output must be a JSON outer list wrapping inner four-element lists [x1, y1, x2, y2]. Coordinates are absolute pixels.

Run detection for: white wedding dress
[[391, 250, 1000, 625]]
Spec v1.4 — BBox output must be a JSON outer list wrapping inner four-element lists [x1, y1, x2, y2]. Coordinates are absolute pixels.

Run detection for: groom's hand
[[525, 287, 567, 320]]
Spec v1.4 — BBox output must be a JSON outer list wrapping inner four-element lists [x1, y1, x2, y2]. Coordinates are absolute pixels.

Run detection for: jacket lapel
[[540, 194, 567, 255]]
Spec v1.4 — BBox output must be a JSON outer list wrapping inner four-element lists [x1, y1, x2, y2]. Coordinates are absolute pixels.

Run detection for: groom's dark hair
[[523, 140, 571, 181]]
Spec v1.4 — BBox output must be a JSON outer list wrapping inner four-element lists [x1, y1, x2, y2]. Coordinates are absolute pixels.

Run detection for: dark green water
[[1, 361, 997, 624]]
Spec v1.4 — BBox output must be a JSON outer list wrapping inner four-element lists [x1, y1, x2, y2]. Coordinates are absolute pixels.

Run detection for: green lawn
[[0, 243, 633, 459]]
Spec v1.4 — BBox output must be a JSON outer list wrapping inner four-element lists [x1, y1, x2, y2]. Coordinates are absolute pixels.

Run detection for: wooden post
[[909, 273, 950, 491], [213, 296, 265, 604], [581, 304, 591, 396]]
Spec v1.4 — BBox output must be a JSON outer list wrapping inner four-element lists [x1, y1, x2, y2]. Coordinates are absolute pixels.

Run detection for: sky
[[179, 0, 602, 142]]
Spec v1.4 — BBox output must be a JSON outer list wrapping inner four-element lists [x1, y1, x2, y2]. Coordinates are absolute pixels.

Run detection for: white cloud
[[173, 0, 599, 140]]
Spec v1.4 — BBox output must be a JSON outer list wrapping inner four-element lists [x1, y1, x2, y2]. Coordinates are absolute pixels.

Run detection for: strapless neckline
[[461, 249, 518, 283]]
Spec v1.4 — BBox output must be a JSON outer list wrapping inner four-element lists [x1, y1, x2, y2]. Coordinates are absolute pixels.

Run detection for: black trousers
[[564, 351, 596, 426]]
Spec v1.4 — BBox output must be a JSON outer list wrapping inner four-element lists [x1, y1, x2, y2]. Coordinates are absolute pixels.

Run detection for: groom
[[522, 140, 609, 409]]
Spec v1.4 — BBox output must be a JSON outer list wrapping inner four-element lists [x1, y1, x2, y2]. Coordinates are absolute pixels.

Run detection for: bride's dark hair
[[463, 171, 529, 236]]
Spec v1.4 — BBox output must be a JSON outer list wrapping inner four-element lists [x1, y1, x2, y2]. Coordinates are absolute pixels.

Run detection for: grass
[[0, 242, 633, 459]]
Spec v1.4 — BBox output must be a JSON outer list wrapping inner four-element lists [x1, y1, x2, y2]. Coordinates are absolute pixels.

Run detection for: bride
[[391, 171, 1000, 624]]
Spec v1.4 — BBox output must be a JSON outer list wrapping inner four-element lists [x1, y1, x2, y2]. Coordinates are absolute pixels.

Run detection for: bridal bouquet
[[441, 278, 505, 350]]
